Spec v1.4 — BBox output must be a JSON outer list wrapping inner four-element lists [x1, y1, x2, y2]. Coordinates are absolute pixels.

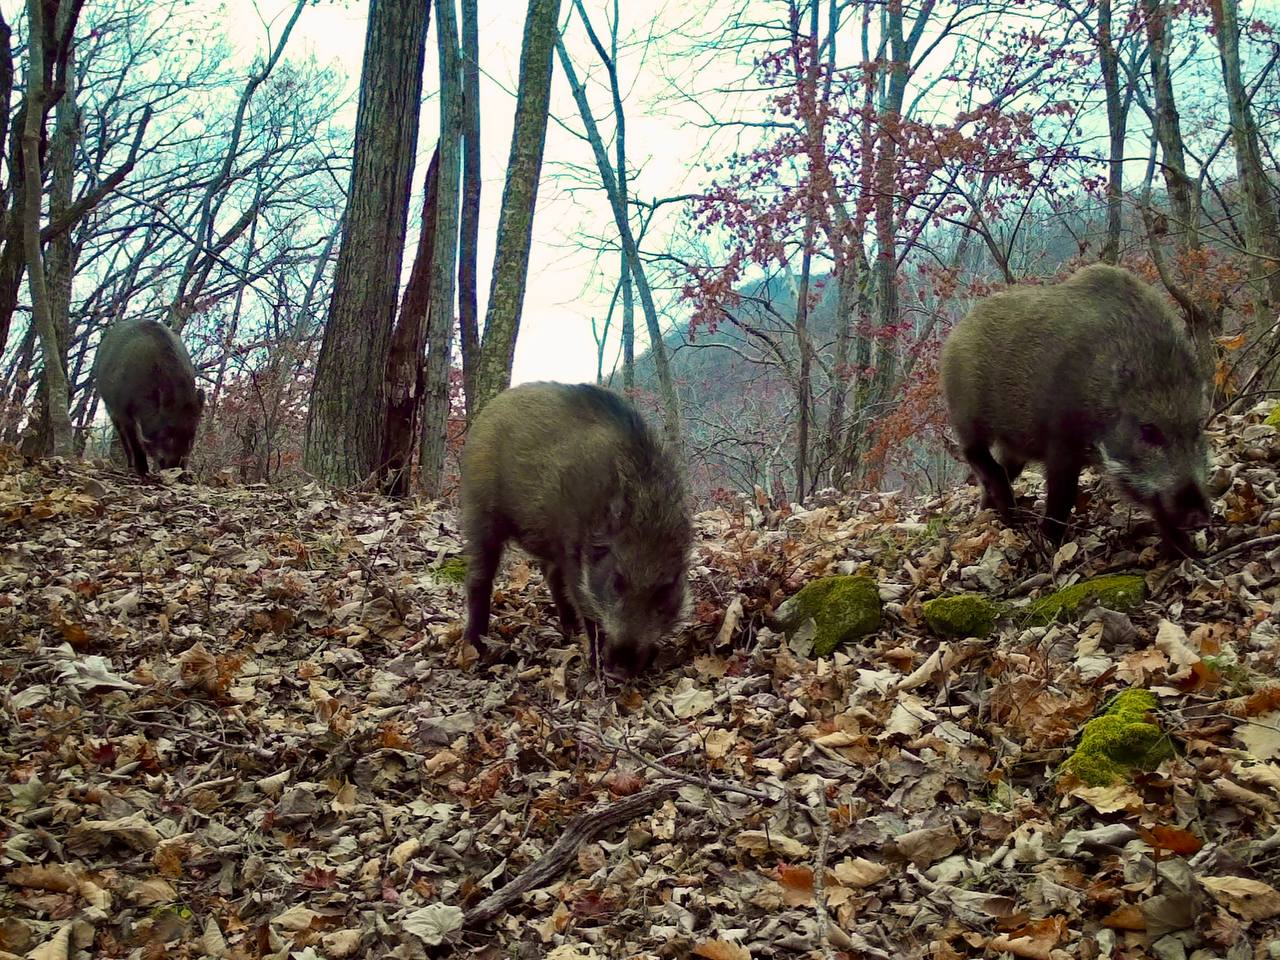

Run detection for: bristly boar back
[[460, 382, 692, 680], [940, 264, 1210, 555], [94, 318, 205, 476]]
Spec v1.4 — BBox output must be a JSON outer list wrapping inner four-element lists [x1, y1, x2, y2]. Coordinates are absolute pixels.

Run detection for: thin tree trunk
[[380, 147, 440, 496], [473, 0, 562, 414], [555, 35, 682, 448], [457, 0, 481, 420], [1210, 0, 1280, 341], [1098, 0, 1126, 264], [1142, 0, 1216, 366], [420, 0, 464, 498], [621, 250, 634, 392], [304, 0, 430, 486], [22, 0, 72, 457]]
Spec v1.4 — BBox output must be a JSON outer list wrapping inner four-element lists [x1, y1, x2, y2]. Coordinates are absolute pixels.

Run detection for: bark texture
[[304, 0, 430, 486], [472, 0, 562, 415]]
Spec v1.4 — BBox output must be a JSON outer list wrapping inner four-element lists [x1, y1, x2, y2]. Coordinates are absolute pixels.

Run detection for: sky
[[219, 0, 716, 386]]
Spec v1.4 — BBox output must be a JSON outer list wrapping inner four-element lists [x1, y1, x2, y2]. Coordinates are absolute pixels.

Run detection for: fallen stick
[[463, 780, 679, 927]]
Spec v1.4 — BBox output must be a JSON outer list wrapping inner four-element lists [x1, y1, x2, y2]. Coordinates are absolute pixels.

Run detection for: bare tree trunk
[[621, 250, 634, 391], [32, 32, 79, 455], [473, 0, 562, 414], [1142, 0, 1216, 365], [304, 0, 430, 486], [420, 0, 464, 498], [22, 0, 73, 457], [457, 0, 481, 420], [1210, 0, 1280, 339], [555, 34, 682, 448], [1098, 0, 1126, 264], [381, 148, 440, 496]]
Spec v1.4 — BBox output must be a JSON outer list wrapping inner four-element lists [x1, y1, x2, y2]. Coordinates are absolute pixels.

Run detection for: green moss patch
[[1060, 689, 1173, 787], [436, 556, 468, 584], [1025, 574, 1145, 626], [1266, 405, 1280, 427], [775, 575, 882, 656], [922, 594, 1001, 638]]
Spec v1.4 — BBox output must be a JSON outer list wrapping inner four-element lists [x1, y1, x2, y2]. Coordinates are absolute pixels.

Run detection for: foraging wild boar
[[461, 382, 692, 680], [940, 264, 1211, 554], [94, 318, 205, 476]]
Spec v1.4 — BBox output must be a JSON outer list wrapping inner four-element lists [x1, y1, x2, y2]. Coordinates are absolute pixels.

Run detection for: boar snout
[[599, 634, 657, 681]]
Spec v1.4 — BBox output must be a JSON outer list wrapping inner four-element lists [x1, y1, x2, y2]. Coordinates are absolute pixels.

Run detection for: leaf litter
[[4, 405, 1280, 958]]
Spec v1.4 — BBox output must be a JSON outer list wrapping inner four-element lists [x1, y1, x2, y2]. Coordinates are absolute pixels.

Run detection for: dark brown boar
[[460, 382, 692, 680], [940, 264, 1211, 554], [94, 318, 205, 476]]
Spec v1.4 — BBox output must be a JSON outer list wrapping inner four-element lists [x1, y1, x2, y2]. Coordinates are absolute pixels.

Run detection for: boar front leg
[[961, 441, 1015, 518], [113, 416, 149, 476], [1042, 454, 1083, 546], [544, 561, 582, 638]]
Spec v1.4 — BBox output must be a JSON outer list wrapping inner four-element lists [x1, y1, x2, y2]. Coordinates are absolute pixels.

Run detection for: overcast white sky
[[221, 0, 716, 385]]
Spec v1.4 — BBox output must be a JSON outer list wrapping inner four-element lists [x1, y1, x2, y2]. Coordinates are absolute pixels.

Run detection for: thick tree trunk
[[419, 0, 464, 498], [32, 36, 79, 455], [22, 0, 72, 457], [555, 35, 682, 448], [473, 0, 562, 415], [1210, 0, 1280, 340], [380, 148, 440, 496], [304, 0, 430, 486], [457, 0, 481, 421]]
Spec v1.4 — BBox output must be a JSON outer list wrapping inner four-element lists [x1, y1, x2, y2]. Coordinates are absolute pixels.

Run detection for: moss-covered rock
[[922, 594, 1001, 638], [1025, 574, 1145, 625], [1060, 688, 1173, 787], [436, 556, 468, 584], [775, 575, 881, 656]]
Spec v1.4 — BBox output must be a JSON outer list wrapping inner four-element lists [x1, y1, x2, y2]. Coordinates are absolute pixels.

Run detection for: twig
[[572, 723, 783, 803], [1205, 533, 1280, 563], [463, 781, 679, 927], [806, 792, 838, 960]]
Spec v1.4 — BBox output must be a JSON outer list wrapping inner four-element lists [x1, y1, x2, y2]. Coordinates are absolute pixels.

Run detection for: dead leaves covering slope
[[3, 405, 1280, 958]]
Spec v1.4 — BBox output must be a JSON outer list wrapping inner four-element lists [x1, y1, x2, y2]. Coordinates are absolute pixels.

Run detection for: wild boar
[[461, 382, 692, 680], [94, 318, 205, 476], [940, 264, 1211, 555]]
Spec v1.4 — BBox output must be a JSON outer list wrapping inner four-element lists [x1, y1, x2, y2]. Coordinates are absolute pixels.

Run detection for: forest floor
[[5, 407, 1280, 960]]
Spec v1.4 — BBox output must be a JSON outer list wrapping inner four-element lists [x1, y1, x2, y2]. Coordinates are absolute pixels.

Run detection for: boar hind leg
[[1041, 455, 1082, 546], [962, 441, 1015, 518], [544, 562, 582, 638], [463, 524, 507, 654], [114, 417, 148, 476]]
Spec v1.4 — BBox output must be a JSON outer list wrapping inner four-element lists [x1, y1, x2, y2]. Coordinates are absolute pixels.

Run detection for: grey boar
[[460, 382, 692, 680], [94, 318, 205, 476], [940, 264, 1210, 555]]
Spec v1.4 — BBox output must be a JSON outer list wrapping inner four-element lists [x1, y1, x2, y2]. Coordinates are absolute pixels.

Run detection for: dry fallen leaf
[[1200, 875, 1280, 920]]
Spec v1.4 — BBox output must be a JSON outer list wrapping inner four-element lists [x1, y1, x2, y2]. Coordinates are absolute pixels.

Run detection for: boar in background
[[941, 264, 1210, 555], [95, 318, 205, 476]]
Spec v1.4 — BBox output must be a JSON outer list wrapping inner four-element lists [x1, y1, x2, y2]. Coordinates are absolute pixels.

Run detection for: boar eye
[[613, 572, 628, 594], [588, 543, 610, 564], [1139, 423, 1165, 446]]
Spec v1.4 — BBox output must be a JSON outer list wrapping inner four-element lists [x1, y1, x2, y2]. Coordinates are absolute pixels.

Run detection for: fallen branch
[[463, 780, 679, 927]]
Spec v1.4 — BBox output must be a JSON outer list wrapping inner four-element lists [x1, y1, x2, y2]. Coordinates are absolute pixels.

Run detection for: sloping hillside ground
[[4, 407, 1280, 960]]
